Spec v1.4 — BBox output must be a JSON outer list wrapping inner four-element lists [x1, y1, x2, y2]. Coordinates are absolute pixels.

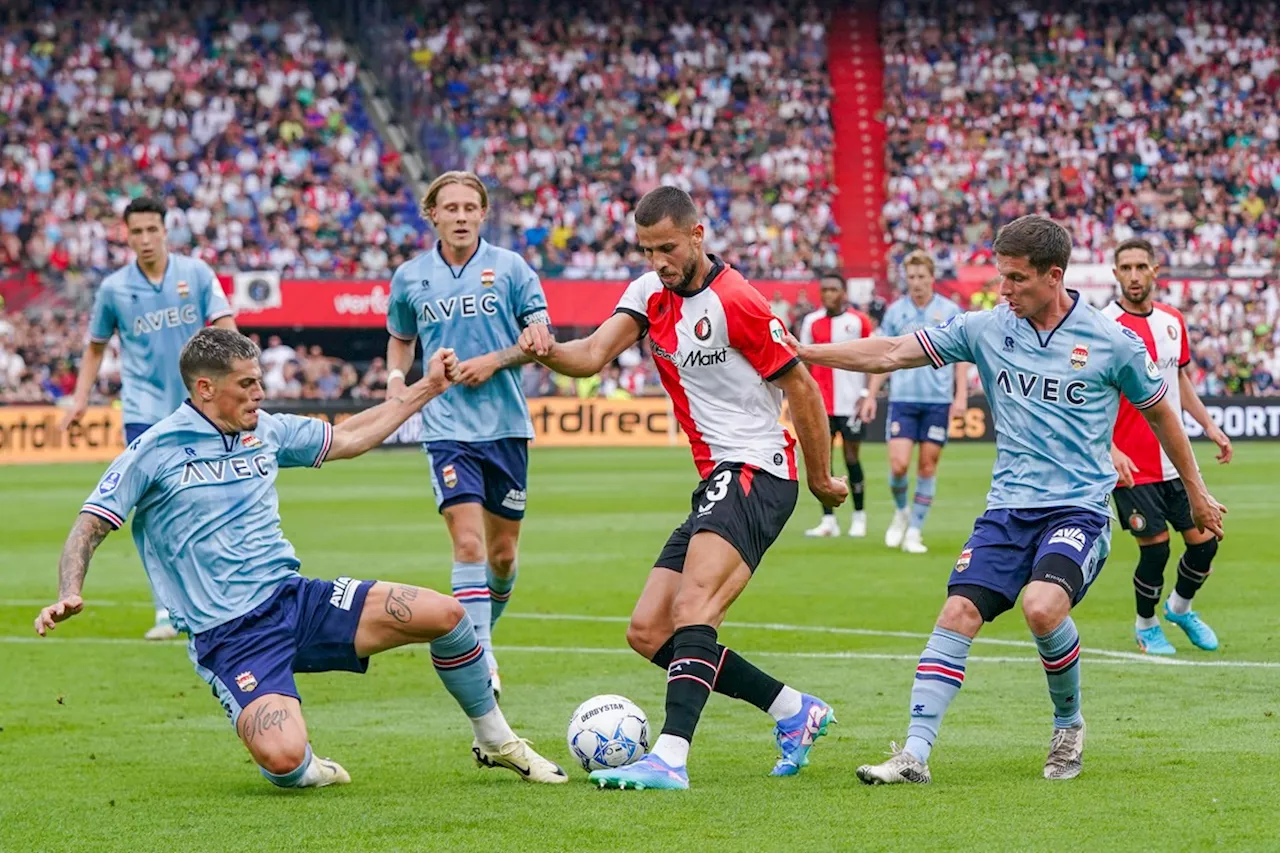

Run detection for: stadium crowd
[[880, 1, 1280, 279]]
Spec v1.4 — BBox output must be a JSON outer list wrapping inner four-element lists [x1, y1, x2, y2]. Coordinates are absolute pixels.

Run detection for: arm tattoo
[[239, 703, 291, 746], [494, 345, 532, 369], [383, 584, 420, 624], [57, 514, 113, 599]]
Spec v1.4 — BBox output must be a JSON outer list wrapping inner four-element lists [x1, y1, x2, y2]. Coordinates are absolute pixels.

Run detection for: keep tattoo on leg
[[383, 584, 420, 624], [239, 702, 291, 746]]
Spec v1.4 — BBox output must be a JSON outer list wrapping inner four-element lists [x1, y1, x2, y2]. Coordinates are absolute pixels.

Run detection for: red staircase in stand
[[828, 4, 887, 289]]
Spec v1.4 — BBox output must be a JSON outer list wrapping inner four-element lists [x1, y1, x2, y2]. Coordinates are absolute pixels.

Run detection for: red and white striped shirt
[[615, 262, 799, 480], [798, 307, 872, 416], [1102, 300, 1191, 485]]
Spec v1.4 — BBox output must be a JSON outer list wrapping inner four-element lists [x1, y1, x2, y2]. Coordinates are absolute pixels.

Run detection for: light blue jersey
[[387, 240, 549, 443], [80, 402, 333, 634], [917, 293, 1168, 514], [879, 294, 963, 403], [89, 254, 234, 425]]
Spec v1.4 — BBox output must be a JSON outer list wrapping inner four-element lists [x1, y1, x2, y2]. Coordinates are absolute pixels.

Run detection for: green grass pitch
[[2, 443, 1277, 852]]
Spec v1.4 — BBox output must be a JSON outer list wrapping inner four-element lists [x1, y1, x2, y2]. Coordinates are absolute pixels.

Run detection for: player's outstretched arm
[[383, 334, 418, 398], [518, 313, 642, 378], [327, 348, 457, 462], [784, 332, 932, 374], [59, 340, 108, 431], [1178, 367, 1232, 463], [774, 364, 849, 508], [454, 342, 535, 388], [1141, 398, 1226, 539], [34, 512, 114, 635]]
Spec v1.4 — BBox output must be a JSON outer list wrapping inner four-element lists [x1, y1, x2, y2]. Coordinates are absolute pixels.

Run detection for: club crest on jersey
[[480, 268, 496, 287], [176, 279, 190, 299], [235, 671, 258, 692], [1070, 344, 1089, 369], [1129, 510, 1147, 532], [241, 434, 263, 449], [694, 316, 712, 341], [1167, 324, 1178, 341], [442, 464, 458, 489], [954, 548, 972, 572]]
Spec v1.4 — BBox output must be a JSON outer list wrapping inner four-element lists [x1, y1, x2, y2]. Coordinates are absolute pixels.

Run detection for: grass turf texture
[[2, 443, 1276, 853]]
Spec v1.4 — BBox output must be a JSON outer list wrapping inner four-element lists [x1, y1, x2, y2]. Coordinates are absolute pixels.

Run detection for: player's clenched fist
[[426, 347, 458, 386], [810, 475, 849, 509], [518, 323, 555, 359]]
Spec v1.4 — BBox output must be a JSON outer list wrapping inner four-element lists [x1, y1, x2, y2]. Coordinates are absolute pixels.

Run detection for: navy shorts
[[425, 438, 529, 520], [190, 576, 373, 727], [948, 508, 1112, 608], [887, 402, 951, 445], [124, 423, 153, 444]]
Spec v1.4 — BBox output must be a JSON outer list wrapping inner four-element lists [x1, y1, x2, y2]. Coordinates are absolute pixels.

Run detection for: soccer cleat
[[304, 756, 352, 788], [885, 509, 910, 548], [589, 753, 689, 790], [1135, 624, 1177, 656], [848, 511, 868, 538], [1163, 603, 1219, 651], [902, 527, 928, 554], [472, 738, 569, 784], [1043, 722, 1086, 780], [770, 694, 836, 776], [143, 614, 180, 641], [856, 742, 932, 785], [805, 516, 840, 538]]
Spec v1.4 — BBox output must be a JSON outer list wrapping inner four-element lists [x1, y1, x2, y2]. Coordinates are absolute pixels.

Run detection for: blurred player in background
[[35, 329, 567, 788], [791, 216, 1224, 784], [519, 186, 847, 791], [60, 196, 237, 641], [1103, 238, 1233, 656], [859, 252, 968, 554], [799, 271, 873, 538], [385, 171, 550, 705]]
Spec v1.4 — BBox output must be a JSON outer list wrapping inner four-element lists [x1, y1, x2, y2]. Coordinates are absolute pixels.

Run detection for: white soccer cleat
[[805, 516, 841, 538], [902, 527, 928, 554], [304, 756, 352, 788], [1043, 722, 1086, 780], [143, 612, 181, 641], [885, 509, 910, 548], [856, 742, 932, 785], [848, 511, 868, 538], [472, 738, 569, 784]]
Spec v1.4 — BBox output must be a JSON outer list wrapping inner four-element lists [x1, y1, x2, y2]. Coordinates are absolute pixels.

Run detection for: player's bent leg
[[483, 510, 520, 623], [1132, 533, 1176, 655], [805, 435, 841, 536], [626, 567, 681, 659], [886, 439, 913, 546], [443, 502, 498, 683], [237, 694, 350, 789], [1022, 575, 1086, 780], [903, 443, 942, 554], [1164, 530, 1220, 651]]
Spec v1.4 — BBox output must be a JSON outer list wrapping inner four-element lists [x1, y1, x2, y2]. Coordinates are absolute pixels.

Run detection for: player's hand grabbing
[[810, 475, 849, 509], [420, 347, 457, 396], [1206, 425, 1233, 464], [1111, 446, 1139, 489], [780, 331, 803, 354], [1189, 490, 1227, 541], [34, 595, 84, 636], [518, 323, 556, 359], [454, 355, 499, 388]]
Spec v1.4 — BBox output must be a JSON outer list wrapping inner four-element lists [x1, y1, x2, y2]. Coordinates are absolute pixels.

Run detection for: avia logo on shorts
[[330, 576, 359, 611], [235, 671, 258, 692], [442, 464, 458, 489], [132, 304, 199, 336], [682, 348, 727, 369], [502, 489, 527, 511], [1048, 528, 1087, 552], [927, 425, 948, 443], [954, 548, 972, 572]]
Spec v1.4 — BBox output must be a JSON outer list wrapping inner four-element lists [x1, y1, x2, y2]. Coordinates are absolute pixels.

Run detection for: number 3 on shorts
[[704, 470, 733, 503]]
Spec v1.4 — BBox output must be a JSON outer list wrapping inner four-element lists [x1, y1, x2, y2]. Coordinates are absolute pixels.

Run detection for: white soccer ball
[[566, 694, 649, 773]]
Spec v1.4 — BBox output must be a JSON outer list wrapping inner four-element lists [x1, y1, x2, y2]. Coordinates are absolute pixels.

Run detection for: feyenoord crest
[[1167, 324, 1179, 340], [442, 464, 459, 489], [176, 280, 190, 299], [480, 268, 496, 287], [1129, 510, 1147, 532], [235, 671, 258, 692], [1070, 343, 1089, 370], [954, 548, 972, 572], [694, 316, 712, 341]]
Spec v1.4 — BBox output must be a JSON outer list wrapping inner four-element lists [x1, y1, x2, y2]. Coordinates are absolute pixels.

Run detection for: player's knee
[[440, 593, 466, 629], [256, 741, 309, 778], [1182, 537, 1217, 571], [451, 530, 485, 564], [625, 620, 664, 659], [890, 458, 910, 478], [1021, 585, 1071, 635], [937, 594, 984, 634], [1138, 540, 1171, 571], [917, 459, 939, 478], [486, 540, 518, 575]]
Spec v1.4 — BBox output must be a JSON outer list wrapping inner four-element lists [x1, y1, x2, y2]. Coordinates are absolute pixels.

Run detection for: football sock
[[260, 744, 319, 788], [904, 627, 970, 763], [650, 635, 784, 714], [1133, 540, 1169, 619], [847, 460, 865, 511], [487, 562, 516, 628], [909, 475, 936, 531], [430, 613, 495, 718], [470, 705, 519, 751], [889, 472, 909, 511], [822, 505, 834, 517], [651, 734, 690, 768], [1172, 538, 1217, 609], [1035, 617, 1083, 729], [452, 560, 493, 666], [660, 624, 721, 744], [767, 686, 804, 722]]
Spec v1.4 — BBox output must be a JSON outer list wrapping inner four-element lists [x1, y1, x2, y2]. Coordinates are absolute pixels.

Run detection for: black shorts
[[829, 415, 864, 442], [1113, 479, 1195, 537], [655, 462, 799, 573]]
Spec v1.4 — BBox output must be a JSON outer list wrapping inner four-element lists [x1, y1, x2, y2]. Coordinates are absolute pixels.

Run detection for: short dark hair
[[634, 186, 698, 229], [1114, 237, 1156, 265], [123, 196, 166, 226], [179, 327, 261, 393], [817, 269, 845, 287], [992, 215, 1073, 274]]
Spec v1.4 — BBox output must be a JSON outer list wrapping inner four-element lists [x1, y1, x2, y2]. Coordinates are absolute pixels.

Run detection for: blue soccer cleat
[[589, 754, 689, 790], [770, 694, 837, 777], [1163, 603, 1220, 651], [1135, 624, 1177, 656]]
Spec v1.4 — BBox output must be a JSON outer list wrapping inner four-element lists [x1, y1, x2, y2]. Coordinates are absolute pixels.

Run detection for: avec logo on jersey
[[133, 305, 199, 336], [994, 370, 1087, 406], [180, 454, 273, 485], [418, 293, 501, 324]]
